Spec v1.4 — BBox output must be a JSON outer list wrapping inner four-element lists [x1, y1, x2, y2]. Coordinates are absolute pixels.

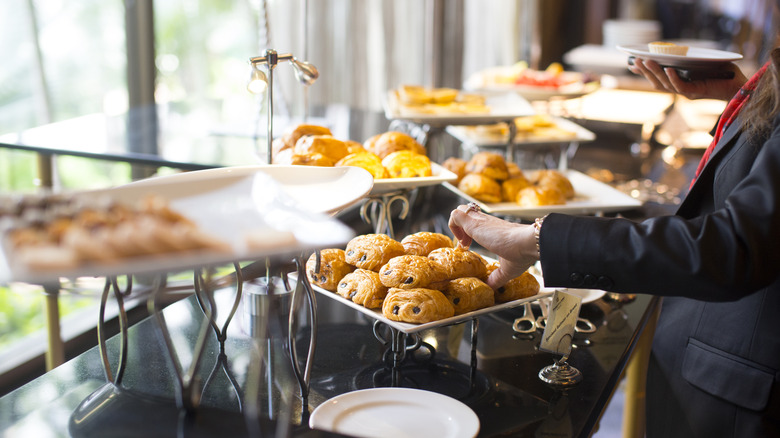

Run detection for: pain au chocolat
[[382, 287, 455, 323]]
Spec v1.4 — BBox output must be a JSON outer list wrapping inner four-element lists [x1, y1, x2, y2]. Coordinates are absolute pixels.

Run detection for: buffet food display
[[304, 230, 549, 333], [446, 114, 596, 147], [464, 62, 600, 100]]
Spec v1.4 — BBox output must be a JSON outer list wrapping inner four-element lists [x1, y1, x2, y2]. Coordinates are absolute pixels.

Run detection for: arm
[[629, 57, 747, 101]]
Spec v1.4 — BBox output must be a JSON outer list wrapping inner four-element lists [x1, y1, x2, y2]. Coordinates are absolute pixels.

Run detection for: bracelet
[[533, 215, 547, 258]]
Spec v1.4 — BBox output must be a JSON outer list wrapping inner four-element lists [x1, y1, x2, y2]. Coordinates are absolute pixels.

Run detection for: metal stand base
[[538, 361, 582, 387]]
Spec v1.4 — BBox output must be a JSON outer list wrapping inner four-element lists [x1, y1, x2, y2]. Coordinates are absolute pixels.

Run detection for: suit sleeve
[[539, 120, 780, 301]]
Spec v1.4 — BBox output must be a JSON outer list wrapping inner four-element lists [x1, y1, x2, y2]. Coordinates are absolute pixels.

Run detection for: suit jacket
[[539, 113, 780, 437]]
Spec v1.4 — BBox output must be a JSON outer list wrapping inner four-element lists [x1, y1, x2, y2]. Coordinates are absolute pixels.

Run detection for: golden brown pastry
[[378, 255, 448, 289], [501, 176, 532, 202], [516, 185, 566, 207], [345, 233, 406, 271], [344, 140, 367, 154], [428, 246, 488, 280], [336, 269, 388, 308], [287, 124, 333, 146], [364, 131, 426, 159], [465, 152, 509, 181], [495, 271, 540, 303], [336, 151, 389, 179], [272, 147, 295, 164], [458, 173, 502, 204], [306, 248, 355, 292], [441, 157, 468, 184], [382, 151, 432, 178], [382, 288, 455, 323], [530, 170, 575, 199], [294, 135, 350, 163], [506, 162, 525, 180], [288, 153, 335, 167], [440, 277, 495, 315], [401, 231, 454, 256]]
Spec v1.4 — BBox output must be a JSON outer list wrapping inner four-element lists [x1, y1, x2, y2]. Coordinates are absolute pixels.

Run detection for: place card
[[539, 289, 583, 357]]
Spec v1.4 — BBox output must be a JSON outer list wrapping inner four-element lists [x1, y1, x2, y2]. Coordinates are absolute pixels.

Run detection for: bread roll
[[382, 151, 432, 178], [516, 185, 566, 207], [530, 170, 575, 199], [364, 131, 426, 159], [465, 152, 509, 181], [336, 152, 389, 179], [501, 176, 532, 202], [441, 157, 468, 184], [294, 135, 349, 162]]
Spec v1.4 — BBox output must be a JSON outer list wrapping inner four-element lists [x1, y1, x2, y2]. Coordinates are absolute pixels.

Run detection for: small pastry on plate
[[336, 151, 389, 179], [529, 169, 575, 199], [501, 176, 532, 202], [647, 41, 689, 56], [428, 246, 488, 280], [294, 135, 350, 163], [306, 248, 355, 292], [465, 151, 509, 181], [364, 131, 426, 159], [336, 268, 388, 308], [382, 287, 455, 323], [441, 157, 468, 184], [345, 233, 406, 271], [401, 231, 454, 256], [495, 270, 540, 303], [458, 173, 502, 204], [516, 185, 566, 207], [506, 162, 525, 180], [440, 277, 495, 315], [288, 152, 335, 167], [382, 150, 432, 178], [378, 254, 448, 289]]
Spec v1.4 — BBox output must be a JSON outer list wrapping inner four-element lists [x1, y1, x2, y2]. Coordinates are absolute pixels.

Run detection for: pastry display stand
[[359, 190, 411, 239]]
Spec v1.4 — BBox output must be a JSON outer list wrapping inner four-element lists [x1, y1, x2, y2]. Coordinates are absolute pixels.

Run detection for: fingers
[[448, 205, 477, 248]]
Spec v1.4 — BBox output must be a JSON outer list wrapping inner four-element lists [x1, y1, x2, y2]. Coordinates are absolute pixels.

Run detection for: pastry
[[441, 277, 495, 315], [364, 131, 426, 159], [344, 140, 367, 154], [336, 268, 388, 308], [647, 41, 689, 56], [401, 231, 454, 256], [495, 271, 540, 303], [286, 124, 333, 146], [306, 248, 355, 292], [501, 176, 532, 202], [345, 233, 406, 271], [382, 288, 455, 323], [516, 185, 566, 207], [272, 147, 295, 164], [378, 254, 448, 289], [441, 157, 468, 184], [428, 246, 488, 280], [458, 173, 502, 204], [294, 135, 350, 162], [382, 151, 432, 178], [336, 152, 389, 179], [530, 169, 575, 199], [465, 152, 509, 181], [506, 162, 525, 180], [288, 152, 335, 167]]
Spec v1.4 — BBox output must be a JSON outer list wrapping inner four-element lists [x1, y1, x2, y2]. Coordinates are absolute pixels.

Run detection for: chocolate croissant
[[336, 268, 388, 309], [378, 255, 448, 289], [428, 246, 488, 280], [306, 248, 355, 292], [401, 231, 454, 256], [345, 233, 406, 271], [382, 287, 455, 323], [440, 277, 495, 315]]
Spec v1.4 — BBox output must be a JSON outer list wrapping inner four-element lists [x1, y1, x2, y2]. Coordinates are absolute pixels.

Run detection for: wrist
[[533, 215, 547, 259]]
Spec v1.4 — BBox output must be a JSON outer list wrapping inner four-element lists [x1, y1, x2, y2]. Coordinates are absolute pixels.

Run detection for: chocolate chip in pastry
[[458, 173, 502, 204], [441, 277, 495, 315], [336, 268, 388, 309], [401, 231, 454, 256], [306, 248, 356, 292], [465, 151, 509, 181], [345, 233, 406, 271], [428, 246, 488, 280], [495, 271, 540, 303], [382, 287, 455, 323], [381, 150, 432, 179], [378, 254, 448, 289]]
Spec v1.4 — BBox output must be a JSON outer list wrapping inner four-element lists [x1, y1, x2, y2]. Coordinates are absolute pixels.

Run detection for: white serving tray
[[443, 169, 642, 218], [445, 116, 595, 147], [383, 91, 535, 127]]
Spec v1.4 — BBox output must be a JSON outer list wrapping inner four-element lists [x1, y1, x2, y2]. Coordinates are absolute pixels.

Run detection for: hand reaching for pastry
[[448, 204, 538, 290]]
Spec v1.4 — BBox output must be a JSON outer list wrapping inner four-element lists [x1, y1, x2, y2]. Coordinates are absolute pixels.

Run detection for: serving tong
[[512, 297, 597, 335]]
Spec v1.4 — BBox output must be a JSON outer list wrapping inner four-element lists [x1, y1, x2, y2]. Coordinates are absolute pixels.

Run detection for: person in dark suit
[[448, 46, 780, 437]]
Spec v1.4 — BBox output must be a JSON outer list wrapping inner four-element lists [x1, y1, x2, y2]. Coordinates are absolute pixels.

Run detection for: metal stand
[[360, 190, 410, 238]]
